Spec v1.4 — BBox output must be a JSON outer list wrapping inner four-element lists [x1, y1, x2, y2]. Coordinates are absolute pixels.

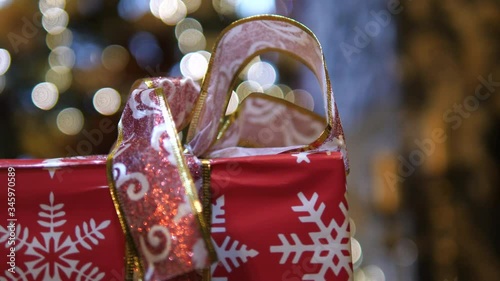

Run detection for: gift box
[[0, 15, 352, 281]]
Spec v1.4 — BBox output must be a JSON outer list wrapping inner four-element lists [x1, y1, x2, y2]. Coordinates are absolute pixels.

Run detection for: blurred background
[[0, 0, 498, 280]]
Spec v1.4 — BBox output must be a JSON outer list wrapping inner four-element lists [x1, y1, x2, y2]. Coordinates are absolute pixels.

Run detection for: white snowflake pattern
[[211, 196, 259, 281], [0, 192, 111, 281], [42, 158, 64, 179], [292, 152, 311, 164], [270, 192, 352, 281]]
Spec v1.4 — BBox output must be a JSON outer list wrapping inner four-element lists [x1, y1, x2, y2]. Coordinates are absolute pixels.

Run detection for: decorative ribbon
[[107, 15, 349, 281]]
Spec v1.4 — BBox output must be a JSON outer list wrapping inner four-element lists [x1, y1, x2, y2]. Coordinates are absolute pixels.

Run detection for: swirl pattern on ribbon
[[108, 77, 213, 280]]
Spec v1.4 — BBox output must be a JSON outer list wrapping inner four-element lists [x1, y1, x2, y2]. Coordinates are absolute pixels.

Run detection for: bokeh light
[[225, 91, 239, 115], [236, 80, 263, 101], [212, 0, 237, 16], [235, 0, 275, 18], [197, 50, 211, 61], [354, 269, 367, 281], [46, 28, 73, 50], [160, 0, 187, 25], [238, 56, 261, 80], [49, 46, 76, 69], [0, 49, 11, 76], [351, 237, 363, 268], [175, 18, 203, 39], [42, 8, 69, 34], [45, 66, 72, 92], [180, 52, 209, 81], [159, 0, 178, 19], [183, 0, 201, 13], [149, 0, 163, 18], [93, 87, 121, 115], [101, 45, 130, 72], [363, 265, 385, 281], [56, 107, 84, 135], [264, 84, 284, 99], [247, 61, 277, 89], [39, 0, 66, 14], [118, 0, 150, 21], [350, 218, 357, 236], [178, 29, 206, 54], [393, 238, 418, 267], [31, 82, 59, 110], [285, 89, 314, 110], [0, 0, 13, 9], [284, 89, 294, 103], [129, 32, 163, 68], [278, 84, 292, 98], [73, 41, 102, 70]]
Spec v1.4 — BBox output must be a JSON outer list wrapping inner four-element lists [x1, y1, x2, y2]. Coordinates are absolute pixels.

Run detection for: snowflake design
[[211, 196, 259, 281], [0, 192, 111, 281], [292, 152, 311, 164], [270, 192, 352, 281]]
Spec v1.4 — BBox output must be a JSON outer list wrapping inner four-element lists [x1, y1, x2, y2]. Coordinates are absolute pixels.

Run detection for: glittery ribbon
[[107, 77, 215, 281], [187, 15, 349, 171], [107, 15, 349, 281]]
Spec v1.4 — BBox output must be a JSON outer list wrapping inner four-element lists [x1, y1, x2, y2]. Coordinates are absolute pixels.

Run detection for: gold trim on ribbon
[[154, 87, 217, 262], [201, 159, 212, 281], [107, 123, 145, 280], [144, 78, 154, 89], [187, 15, 337, 159]]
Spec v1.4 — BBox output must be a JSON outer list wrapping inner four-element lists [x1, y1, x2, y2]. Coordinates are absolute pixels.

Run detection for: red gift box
[[0, 15, 352, 281], [208, 153, 351, 281], [0, 156, 125, 280]]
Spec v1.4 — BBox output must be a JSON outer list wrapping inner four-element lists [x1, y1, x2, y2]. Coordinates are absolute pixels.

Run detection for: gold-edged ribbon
[[107, 15, 349, 281], [107, 77, 215, 281]]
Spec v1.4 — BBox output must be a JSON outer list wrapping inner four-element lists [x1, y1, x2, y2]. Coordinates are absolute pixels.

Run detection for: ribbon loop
[[108, 15, 350, 281], [108, 77, 215, 281], [186, 15, 348, 170]]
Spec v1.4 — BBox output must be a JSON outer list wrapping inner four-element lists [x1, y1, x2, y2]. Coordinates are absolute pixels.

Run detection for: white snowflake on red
[[0, 192, 110, 281], [210, 196, 259, 281], [292, 152, 311, 164], [270, 192, 352, 281]]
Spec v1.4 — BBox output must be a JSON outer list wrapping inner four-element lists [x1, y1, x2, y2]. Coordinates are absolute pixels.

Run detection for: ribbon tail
[[108, 77, 215, 281]]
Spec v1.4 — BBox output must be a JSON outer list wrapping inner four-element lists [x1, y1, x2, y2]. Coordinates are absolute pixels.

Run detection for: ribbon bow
[[107, 15, 348, 281]]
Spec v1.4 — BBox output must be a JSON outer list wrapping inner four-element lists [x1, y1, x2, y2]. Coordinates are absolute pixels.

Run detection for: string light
[[363, 265, 386, 281], [159, 0, 186, 25], [351, 237, 363, 268], [183, 0, 201, 13], [236, 80, 263, 101], [93, 88, 121, 116], [225, 91, 239, 115], [247, 61, 277, 89], [180, 52, 208, 81], [178, 29, 206, 54], [46, 28, 73, 50], [0, 49, 11, 76], [31, 82, 59, 110], [285, 89, 314, 110], [0, 0, 13, 9], [175, 18, 203, 39], [42, 7, 69, 34], [212, 0, 237, 17], [56, 107, 84, 135], [235, 0, 276, 18], [101, 45, 130, 72], [49, 46, 76, 69], [39, 0, 66, 14], [263, 85, 284, 99]]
